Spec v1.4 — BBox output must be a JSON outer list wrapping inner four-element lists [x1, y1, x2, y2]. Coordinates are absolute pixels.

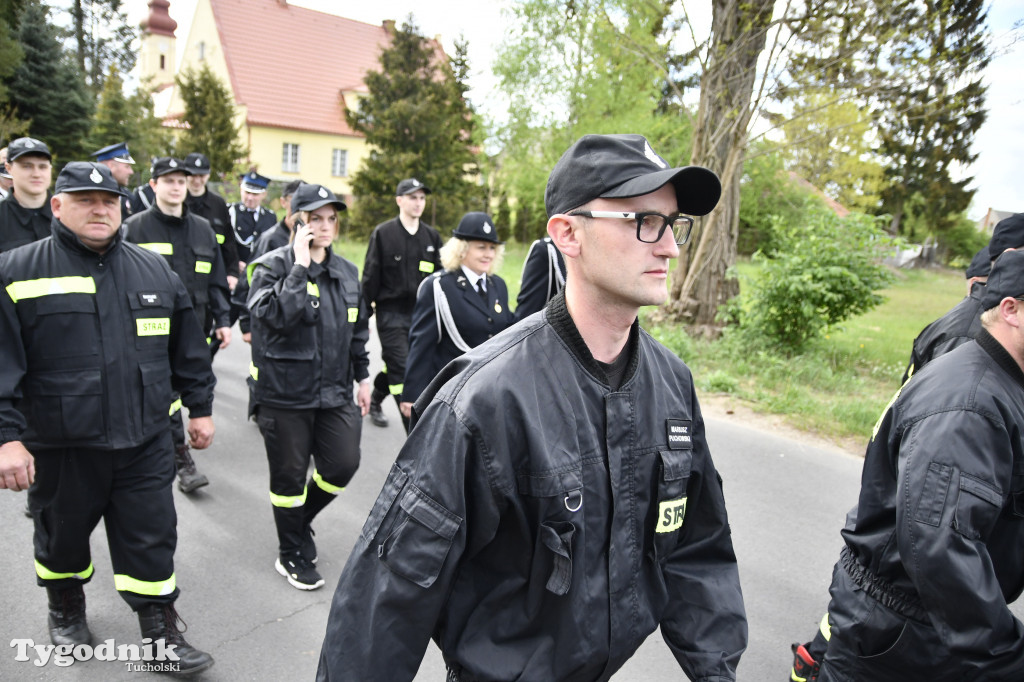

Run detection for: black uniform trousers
[[373, 310, 412, 430], [255, 403, 362, 554], [28, 431, 179, 612]]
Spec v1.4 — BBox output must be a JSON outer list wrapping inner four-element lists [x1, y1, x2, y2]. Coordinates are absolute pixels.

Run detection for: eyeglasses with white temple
[[568, 210, 695, 245]]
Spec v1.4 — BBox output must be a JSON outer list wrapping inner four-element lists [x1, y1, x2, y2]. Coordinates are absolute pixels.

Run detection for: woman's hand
[[293, 222, 313, 268]]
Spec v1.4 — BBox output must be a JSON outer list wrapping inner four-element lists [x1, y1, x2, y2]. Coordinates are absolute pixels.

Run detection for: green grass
[[646, 263, 968, 444]]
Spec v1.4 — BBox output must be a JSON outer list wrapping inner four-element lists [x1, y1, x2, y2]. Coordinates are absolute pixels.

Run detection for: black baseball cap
[[291, 184, 346, 213], [452, 212, 503, 244], [8, 137, 52, 162], [396, 178, 431, 196], [150, 157, 188, 179], [54, 162, 127, 196], [544, 134, 721, 218], [184, 152, 211, 174], [965, 246, 991, 279], [981, 249, 1024, 310], [989, 213, 1024, 261]]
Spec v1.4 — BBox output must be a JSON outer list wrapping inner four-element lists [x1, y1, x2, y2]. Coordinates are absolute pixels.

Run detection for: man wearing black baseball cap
[[0, 161, 217, 674], [0, 137, 54, 253], [360, 176, 442, 431], [319, 134, 747, 681], [792, 247, 1024, 682], [184, 152, 239, 292]]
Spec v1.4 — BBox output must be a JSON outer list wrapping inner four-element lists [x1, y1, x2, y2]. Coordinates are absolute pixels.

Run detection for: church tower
[[138, 0, 177, 91]]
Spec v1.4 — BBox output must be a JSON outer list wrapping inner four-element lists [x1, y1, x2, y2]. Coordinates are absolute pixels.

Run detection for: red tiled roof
[[208, 0, 392, 136]]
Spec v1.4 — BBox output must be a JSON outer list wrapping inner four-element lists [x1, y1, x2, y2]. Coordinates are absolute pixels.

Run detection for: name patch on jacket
[[657, 497, 687, 533], [137, 292, 163, 307], [666, 419, 693, 450], [137, 318, 170, 336]]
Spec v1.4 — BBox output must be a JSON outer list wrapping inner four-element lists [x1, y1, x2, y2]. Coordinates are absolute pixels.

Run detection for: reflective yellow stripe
[[137, 318, 170, 336], [168, 398, 182, 416], [138, 242, 173, 255], [216, 234, 225, 244], [348, 307, 358, 323], [791, 669, 808, 682], [249, 362, 258, 381], [389, 383, 403, 395], [381, 362, 388, 374], [418, 260, 435, 273], [6, 276, 96, 303], [195, 261, 212, 274], [246, 261, 263, 286], [307, 282, 320, 297], [114, 573, 176, 596], [270, 487, 307, 508], [820, 612, 832, 641], [312, 470, 344, 494], [871, 384, 905, 441], [656, 497, 687, 532], [35, 560, 94, 581]]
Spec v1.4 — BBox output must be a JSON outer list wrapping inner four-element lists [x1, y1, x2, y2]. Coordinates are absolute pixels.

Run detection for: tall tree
[[175, 64, 248, 181], [4, 0, 92, 161], [90, 65, 173, 173], [346, 19, 483, 236], [68, 0, 136, 93]]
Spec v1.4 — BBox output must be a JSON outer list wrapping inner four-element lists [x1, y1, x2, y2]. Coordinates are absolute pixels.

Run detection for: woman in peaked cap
[[400, 212, 516, 417]]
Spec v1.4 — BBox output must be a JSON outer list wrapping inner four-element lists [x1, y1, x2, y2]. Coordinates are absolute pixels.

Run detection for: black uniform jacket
[[234, 220, 292, 335], [515, 236, 566, 321], [836, 331, 1024, 679], [228, 203, 276, 264], [402, 269, 515, 404], [128, 184, 155, 215], [317, 293, 747, 681], [185, 189, 239, 278], [361, 217, 442, 316], [901, 280, 985, 383], [0, 193, 53, 253], [246, 247, 370, 410], [0, 219, 215, 451], [123, 204, 231, 329]]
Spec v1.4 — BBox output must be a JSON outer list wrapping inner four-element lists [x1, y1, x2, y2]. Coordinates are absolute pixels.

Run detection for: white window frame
[[282, 143, 300, 173], [331, 148, 348, 177]]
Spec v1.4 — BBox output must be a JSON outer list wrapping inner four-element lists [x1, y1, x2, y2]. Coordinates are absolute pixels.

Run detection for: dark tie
[[476, 278, 487, 304]]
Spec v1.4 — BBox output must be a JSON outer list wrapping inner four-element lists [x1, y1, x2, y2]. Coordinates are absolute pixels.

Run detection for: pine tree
[[69, 0, 136, 93], [175, 64, 248, 181], [5, 0, 93, 162], [346, 20, 484, 236], [90, 65, 172, 176]]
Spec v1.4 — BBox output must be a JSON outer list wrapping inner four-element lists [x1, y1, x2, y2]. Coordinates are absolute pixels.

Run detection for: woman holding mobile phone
[[246, 183, 370, 591]]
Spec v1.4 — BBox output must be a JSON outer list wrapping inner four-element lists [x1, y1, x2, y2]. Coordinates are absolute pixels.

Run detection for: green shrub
[[734, 208, 896, 353]]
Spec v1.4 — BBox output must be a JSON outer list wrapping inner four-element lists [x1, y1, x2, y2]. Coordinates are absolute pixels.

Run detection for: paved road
[[2, 326, 1019, 680]]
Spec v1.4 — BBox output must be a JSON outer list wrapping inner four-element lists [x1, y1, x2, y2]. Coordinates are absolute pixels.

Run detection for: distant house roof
[[978, 208, 1015, 234], [208, 0, 393, 136]]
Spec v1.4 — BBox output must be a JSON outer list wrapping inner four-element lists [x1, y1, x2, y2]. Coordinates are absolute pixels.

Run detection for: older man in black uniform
[[790, 248, 1024, 682], [0, 137, 53, 253], [89, 142, 135, 220], [124, 157, 232, 493], [360, 177, 442, 431], [0, 162, 217, 675], [317, 134, 747, 681]]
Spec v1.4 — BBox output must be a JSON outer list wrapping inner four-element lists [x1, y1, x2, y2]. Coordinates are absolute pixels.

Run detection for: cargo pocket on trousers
[[539, 521, 575, 595], [378, 481, 462, 588]]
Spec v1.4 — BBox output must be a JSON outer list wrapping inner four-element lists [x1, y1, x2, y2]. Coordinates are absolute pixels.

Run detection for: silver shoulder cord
[[433, 276, 472, 353]]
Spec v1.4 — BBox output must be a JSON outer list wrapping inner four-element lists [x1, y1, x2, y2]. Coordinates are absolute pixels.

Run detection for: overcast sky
[[124, 0, 1022, 220]]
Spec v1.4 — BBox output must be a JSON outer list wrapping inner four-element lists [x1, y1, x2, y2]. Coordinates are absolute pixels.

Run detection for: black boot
[[138, 602, 214, 676], [47, 585, 91, 646], [369, 389, 389, 427], [174, 444, 209, 494]]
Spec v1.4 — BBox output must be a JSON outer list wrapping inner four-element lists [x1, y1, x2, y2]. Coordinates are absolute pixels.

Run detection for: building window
[[282, 143, 300, 173], [198, 41, 206, 61], [160, 55, 166, 70], [331, 149, 348, 177]]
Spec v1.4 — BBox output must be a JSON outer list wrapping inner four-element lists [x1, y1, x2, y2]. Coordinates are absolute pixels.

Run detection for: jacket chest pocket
[[260, 346, 316, 400], [651, 449, 693, 562], [25, 295, 99, 360], [517, 469, 583, 596], [127, 291, 174, 353]]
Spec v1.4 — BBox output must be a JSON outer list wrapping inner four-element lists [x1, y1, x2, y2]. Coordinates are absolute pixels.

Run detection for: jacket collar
[[51, 217, 123, 257], [6, 193, 53, 226], [545, 291, 640, 387], [147, 202, 189, 226], [977, 328, 1024, 391]]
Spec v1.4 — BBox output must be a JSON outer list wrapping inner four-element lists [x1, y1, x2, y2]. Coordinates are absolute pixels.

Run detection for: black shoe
[[300, 525, 318, 565], [790, 642, 820, 682], [368, 399, 389, 428], [174, 445, 209, 494], [275, 552, 324, 590], [138, 602, 214, 676], [47, 585, 91, 646]]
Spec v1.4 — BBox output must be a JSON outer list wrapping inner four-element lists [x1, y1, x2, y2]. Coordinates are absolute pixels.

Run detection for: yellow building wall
[[246, 126, 370, 197]]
